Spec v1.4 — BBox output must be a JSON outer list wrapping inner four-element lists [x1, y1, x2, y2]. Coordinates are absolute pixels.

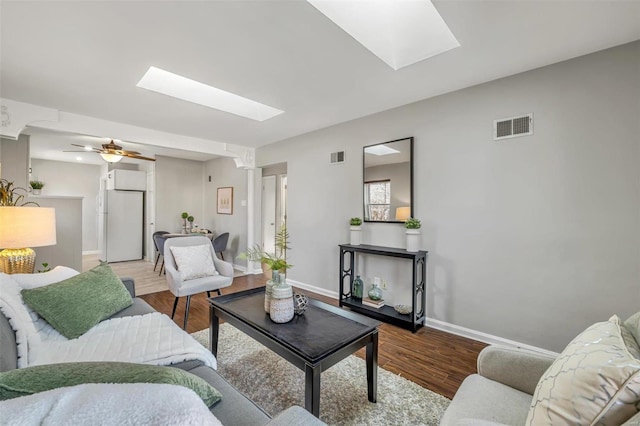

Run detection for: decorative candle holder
[[270, 283, 294, 323]]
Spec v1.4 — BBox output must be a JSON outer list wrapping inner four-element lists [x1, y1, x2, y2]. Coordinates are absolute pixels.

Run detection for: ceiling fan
[[65, 140, 156, 162]]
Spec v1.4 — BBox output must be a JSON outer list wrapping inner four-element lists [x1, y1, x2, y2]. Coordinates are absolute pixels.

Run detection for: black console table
[[339, 244, 428, 332]]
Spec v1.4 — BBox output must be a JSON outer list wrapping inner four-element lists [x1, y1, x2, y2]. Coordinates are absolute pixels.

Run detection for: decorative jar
[[270, 283, 294, 323], [352, 275, 364, 300], [368, 282, 383, 301]]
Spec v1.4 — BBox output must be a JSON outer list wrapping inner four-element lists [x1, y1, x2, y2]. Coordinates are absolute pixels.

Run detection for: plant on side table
[[404, 217, 421, 252], [349, 217, 362, 245]]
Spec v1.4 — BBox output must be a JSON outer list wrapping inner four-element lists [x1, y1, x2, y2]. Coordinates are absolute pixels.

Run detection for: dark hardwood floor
[[141, 274, 487, 399]]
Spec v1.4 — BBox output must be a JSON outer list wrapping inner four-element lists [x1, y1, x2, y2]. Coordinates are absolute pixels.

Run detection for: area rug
[[191, 324, 449, 425]]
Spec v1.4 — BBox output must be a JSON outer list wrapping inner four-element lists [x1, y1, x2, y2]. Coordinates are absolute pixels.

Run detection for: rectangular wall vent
[[330, 151, 345, 164], [493, 113, 533, 140]]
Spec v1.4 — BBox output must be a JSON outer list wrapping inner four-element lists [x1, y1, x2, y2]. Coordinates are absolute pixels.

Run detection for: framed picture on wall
[[217, 187, 233, 215]]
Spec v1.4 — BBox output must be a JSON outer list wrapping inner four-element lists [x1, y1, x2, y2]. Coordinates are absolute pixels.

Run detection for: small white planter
[[350, 226, 362, 245], [406, 229, 421, 252]]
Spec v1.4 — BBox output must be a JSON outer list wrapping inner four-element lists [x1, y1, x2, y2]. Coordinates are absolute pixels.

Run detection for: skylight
[[364, 145, 400, 156], [136, 67, 284, 122], [307, 0, 460, 70]]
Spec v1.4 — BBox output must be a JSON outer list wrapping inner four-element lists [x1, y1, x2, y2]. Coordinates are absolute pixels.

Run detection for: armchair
[[441, 313, 640, 426], [163, 236, 234, 329]]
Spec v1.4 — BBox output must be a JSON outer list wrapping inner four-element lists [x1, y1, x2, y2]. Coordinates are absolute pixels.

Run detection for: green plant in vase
[[187, 215, 194, 232], [0, 179, 38, 206], [29, 180, 45, 194], [405, 218, 421, 229], [239, 225, 292, 277]]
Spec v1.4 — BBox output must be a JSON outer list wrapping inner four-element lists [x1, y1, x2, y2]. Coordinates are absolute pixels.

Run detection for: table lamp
[[0, 207, 57, 274], [395, 206, 411, 221]]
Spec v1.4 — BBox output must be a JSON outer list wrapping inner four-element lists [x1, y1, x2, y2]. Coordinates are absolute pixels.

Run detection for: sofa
[[0, 269, 324, 426], [440, 313, 640, 426]]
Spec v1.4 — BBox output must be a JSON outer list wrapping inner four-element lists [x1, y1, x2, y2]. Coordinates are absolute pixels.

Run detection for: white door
[[262, 176, 276, 255]]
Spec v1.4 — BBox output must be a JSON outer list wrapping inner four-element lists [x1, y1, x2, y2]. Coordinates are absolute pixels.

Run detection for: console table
[[339, 244, 428, 332]]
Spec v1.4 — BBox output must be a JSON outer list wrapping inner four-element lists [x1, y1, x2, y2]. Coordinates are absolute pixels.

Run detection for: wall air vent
[[330, 151, 345, 165], [493, 113, 533, 140]]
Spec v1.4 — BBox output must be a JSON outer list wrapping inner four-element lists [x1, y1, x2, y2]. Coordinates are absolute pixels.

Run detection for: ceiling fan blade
[[121, 152, 156, 162], [63, 150, 91, 153]]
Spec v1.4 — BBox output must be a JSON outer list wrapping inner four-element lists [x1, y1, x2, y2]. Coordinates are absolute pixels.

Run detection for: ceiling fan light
[[100, 153, 123, 163]]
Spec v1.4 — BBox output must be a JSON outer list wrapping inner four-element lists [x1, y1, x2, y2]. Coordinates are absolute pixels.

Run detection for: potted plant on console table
[[349, 217, 362, 245], [29, 180, 45, 195], [405, 217, 421, 252]]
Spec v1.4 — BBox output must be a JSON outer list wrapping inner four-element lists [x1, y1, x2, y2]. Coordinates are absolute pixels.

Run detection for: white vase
[[350, 226, 362, 245], [406, 229, 420, 252]]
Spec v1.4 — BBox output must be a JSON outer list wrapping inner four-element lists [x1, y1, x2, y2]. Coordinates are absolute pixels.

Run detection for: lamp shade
[[395, 206, 411, 221], [0, 207, 57, 248], [100, 153, 123, 163]]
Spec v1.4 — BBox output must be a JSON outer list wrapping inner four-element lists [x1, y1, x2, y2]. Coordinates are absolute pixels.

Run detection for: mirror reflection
[[363, 137, 413, 222]]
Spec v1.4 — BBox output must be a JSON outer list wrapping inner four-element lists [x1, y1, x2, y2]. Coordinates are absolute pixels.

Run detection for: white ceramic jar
[[270, 283, 294, 323]]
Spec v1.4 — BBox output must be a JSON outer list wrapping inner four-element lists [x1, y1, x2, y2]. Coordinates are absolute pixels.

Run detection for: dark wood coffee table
[[208, 287, 380, 417]]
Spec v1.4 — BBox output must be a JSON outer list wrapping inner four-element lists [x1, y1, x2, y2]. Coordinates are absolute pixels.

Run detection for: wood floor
[[135, 270, 487, 400]]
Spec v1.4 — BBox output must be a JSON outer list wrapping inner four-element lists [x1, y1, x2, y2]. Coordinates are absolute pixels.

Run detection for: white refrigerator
[[99, 189, 144, 262]]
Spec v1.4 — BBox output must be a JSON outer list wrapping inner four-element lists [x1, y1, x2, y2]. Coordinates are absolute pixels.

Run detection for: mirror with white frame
[[363, 137, 413, 223]]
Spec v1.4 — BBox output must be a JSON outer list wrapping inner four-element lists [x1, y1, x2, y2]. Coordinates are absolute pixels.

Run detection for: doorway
[[261, 163, 287, 255]]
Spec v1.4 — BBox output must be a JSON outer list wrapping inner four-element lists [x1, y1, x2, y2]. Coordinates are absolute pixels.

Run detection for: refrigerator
[[99, 189, 144, 263]]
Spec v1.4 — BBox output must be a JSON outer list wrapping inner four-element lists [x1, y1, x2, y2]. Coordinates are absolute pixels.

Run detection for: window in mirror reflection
[[363, 137, 413, 222], [364, 180, 391, 221]]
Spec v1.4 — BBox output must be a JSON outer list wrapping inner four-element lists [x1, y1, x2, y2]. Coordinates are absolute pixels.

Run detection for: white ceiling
[[2, 1, 639, 160]]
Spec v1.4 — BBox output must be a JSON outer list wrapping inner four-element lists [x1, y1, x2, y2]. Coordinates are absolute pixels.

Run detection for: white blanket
[[29, 313, 217, 369], [0, 273, 216, 369], [0, 383, 223, 426]]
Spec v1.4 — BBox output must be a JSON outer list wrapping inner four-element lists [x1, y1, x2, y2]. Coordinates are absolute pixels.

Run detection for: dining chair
[[212, 232, 230, 260], [153, 233, 170, 276]]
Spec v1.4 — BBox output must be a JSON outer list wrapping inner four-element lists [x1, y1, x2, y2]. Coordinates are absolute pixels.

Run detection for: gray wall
[[257, 41, 640, 352], [32, 196, 83, 272], [30, 159, 101, 252], [0, 135, 30, 188], [203, 157, 249, 267], [155, 155, 205, 233]]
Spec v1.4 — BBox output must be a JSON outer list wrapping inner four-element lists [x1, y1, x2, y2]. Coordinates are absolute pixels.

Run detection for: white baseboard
[[286, 278, 340, 300], [82, 250, 101, 256], [424, 318, 559, 358], [285, 277, 558, 358], [234, 264, 267, 275]]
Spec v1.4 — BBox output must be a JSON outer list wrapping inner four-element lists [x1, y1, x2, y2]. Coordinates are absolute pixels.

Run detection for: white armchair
[[163, 236, 234, 329]]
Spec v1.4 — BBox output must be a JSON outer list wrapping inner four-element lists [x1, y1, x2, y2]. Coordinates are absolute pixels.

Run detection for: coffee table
[[208, 287, 380, 417]]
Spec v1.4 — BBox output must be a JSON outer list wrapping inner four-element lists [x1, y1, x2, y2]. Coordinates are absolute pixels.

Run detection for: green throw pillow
[[0, 362, 222, 407], [21, 263, 133, 339]]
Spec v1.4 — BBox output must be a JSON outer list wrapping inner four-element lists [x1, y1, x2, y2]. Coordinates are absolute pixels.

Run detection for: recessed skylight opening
[[307, 0, 460, 70], [136, 67, 284, 122], [365, 145, 400, 156]]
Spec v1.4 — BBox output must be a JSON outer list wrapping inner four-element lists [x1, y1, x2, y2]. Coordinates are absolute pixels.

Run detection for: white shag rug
[[192, 324, 449, 425]]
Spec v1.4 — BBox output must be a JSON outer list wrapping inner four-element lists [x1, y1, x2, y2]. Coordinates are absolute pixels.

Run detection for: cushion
[[0, 361, 222, 407], [0, 383, 223, 426], [170, 244, 218, 281], [526, 315, 640, 425], [625, 312, 640, 347], [21, 263, 133, 339], [9, 266, 79, 290]]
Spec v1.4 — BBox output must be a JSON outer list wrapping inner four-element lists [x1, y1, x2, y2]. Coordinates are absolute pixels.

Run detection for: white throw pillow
[[10, 266, 79, 289], [170, 244, 218, 281], [526, 315, 640, 425]]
